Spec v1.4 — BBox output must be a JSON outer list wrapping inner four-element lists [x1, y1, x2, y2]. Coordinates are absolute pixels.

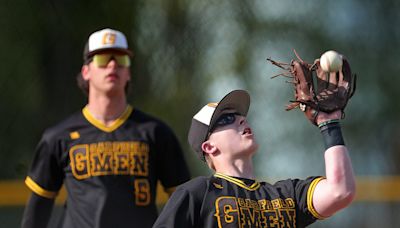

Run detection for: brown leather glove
[[267, 50, 356, 125]]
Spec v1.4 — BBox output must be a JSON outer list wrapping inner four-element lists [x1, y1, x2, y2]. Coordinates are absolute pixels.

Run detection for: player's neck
[[214, 156, 255, 179], [86, 94, 128, 125]]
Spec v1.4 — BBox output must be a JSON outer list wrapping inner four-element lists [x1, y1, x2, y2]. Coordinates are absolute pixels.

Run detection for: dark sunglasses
[[210, 112, 241, 132]]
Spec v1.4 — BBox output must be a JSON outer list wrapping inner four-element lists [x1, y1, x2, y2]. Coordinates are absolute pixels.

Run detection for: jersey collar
[[82, 105, 133, 132], [214, 172, 260, 191]]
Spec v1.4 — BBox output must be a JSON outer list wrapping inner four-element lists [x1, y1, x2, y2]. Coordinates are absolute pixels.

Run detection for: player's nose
[[107, 58, 118, 68]]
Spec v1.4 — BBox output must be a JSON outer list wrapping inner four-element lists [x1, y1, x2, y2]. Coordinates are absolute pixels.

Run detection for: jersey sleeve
[[21, 192, 55, 228], [152, 187, 195, 227], [25, 131, 65, 199], [154, 123, 191, 190], [275, 176, 324, 227], [302, 177, 326, 220], [153, 177, 206, 227]]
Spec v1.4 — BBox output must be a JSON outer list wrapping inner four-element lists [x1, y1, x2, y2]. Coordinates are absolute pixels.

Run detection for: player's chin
[[243, 141, 259, 155], [251, 142, 259, 152], [104, 85, 125, 96]]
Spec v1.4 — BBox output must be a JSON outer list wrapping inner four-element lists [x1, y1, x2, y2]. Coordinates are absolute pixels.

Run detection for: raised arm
[[267, 49, 356, 219], [312, 110, 356, 217]]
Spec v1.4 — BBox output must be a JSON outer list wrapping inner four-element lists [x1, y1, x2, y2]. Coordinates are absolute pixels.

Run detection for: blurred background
[[1, 0, 399, 227]]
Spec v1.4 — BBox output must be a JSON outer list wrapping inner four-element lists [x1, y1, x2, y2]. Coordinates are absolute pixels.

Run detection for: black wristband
[[319, 121, 345, 149]]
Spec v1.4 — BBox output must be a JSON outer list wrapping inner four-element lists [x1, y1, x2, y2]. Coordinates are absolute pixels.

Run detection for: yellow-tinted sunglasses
[[92, 54, 131, 67]]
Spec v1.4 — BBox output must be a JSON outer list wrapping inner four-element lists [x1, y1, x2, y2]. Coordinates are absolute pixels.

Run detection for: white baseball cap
[[188, 90, 250, 161], [83, 28, 132, 61]]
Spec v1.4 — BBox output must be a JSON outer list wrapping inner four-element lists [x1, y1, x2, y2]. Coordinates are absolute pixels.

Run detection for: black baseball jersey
[[153, 172, 325, 228], [25, 105, 191, 228]]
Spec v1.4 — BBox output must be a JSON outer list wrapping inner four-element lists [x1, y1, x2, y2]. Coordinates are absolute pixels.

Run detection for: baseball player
[[153, 89, 355, 227], [21, 28, 191, 228]]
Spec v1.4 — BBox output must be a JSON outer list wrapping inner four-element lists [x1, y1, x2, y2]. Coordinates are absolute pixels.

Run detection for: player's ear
[[81, 65, 90, 81], [201, 140, 217, 155]]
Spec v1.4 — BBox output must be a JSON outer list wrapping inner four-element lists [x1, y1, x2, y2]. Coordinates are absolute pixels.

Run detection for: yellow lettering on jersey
[[130, 142, 149, 176], [262, 210, 280, 227], [278, 209, 296, 228], [214, 196, 297, 228], [90, 142, 113, 175], [214, 197, 240, 227], [134, 179, 151, 206], [69, 141, 149, 179], [270, 198, 295, 210], [70, 144, 90, 180], [271, 199, 281, 209], [258, 199, 273, 210], [285, 198, 295, 208], [115, 150, 130, 174], [239, 207, 262, 227]]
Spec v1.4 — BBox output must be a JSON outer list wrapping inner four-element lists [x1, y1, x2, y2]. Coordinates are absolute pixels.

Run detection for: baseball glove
[[267, 50, 356, 125]]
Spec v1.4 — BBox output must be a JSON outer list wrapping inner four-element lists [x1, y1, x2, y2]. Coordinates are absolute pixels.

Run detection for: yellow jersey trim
[[25, 177, 57, 199], [214, 172, 260, 191], [307, 177, 327, 220], [82, 105, 133, 133], [164, 186, 177, 196]]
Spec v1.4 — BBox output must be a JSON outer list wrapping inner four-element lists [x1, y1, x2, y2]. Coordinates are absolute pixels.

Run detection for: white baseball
[[320, 50, 343, 72]]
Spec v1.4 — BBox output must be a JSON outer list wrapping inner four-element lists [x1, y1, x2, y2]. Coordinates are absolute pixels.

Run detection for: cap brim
[[208, 90, 250, 132], [87, 48, 133, 57]]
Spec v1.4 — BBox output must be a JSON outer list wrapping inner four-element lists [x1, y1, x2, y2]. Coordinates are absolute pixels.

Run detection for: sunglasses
[[210, 112, 241, 132], [92, 54, 131, 67]]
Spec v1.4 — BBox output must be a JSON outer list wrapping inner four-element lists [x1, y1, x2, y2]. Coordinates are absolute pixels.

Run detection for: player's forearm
[[21, 193, 55, 228], [315, 115, 356, 215], [324, 145, 356, 205], [317, 112, 356, 202], [313, 145, 355, 217]]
